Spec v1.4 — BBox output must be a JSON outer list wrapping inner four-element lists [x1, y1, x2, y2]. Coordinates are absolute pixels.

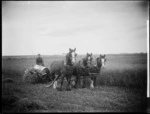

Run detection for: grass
[[2, 53, 148, 112], [2, 82, 147, 112], [96, 68, 147, 88]]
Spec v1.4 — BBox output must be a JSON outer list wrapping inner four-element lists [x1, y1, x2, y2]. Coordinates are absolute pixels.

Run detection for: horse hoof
[[57, 88, 62, 91], [72, 86, 77, 88], [66, 88, 71, 91], [82, 86, 86, 88]]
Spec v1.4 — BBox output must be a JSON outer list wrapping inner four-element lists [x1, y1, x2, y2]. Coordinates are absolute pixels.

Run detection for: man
[[34, 54, 52, 81], [34, 54, 45, 71], [36, 54, 44, 66]]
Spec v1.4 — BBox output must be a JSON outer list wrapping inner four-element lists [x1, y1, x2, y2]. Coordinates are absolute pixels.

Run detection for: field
[[2, 53, 148, 112]]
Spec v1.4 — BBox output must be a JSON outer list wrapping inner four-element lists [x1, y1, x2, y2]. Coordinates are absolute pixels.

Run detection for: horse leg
[[57, 74, 65, 91], [53, 80, 57, 89], [71, 76, 76, 88], [82, 76, 86, 88], [73, 75, 79, 88], [90, 77, 94, 89], [93, 77, 97, 87], [66, 76, 72, 91], [80, 77, 83, 88]]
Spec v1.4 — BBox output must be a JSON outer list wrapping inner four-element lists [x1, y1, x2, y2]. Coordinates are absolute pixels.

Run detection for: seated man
[[34, 54, 46, 71], [34, 54, 52, 81], [36, 54, 44, 66]]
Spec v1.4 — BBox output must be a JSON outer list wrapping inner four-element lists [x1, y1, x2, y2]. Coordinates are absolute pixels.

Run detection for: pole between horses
[[45, 75, 58, 87]]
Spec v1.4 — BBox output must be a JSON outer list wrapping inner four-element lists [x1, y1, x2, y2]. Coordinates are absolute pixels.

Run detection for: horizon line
[[2, 52, 147, 56]]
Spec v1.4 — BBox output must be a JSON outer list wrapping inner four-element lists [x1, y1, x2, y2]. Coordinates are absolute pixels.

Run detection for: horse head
[[100, 54, 106, 67], [96, 57, 102, 68], [66, 48, 77, 66], [85, 53, 93, 68]]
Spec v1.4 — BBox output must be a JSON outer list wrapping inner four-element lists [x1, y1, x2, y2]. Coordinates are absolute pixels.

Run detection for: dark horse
[[72, 53, 93, 88], [79, 53, 93, 68], [89, 55, 103, 88], [88, 54, 107, 88], [73, 53, 104, 88], [50, 48, 77, 91]]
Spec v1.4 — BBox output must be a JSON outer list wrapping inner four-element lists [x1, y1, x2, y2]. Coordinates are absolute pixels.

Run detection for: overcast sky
[[2, 1, 149, 55]]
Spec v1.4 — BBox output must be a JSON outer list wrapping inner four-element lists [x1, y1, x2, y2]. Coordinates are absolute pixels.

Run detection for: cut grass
[[2, 80, 147, 112], [2, 54, 148, 112], [13, 98, 48, 112]]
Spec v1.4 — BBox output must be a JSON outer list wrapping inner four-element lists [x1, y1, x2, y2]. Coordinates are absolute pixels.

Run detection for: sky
[[2, 1, 149, 55]]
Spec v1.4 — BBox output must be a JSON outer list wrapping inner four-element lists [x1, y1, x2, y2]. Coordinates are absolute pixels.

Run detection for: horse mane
[[65, 51, 73, 66], [96, 57, 102, 68]]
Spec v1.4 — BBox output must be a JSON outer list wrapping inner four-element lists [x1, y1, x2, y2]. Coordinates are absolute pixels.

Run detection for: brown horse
[[79, 53, 93, 68], [72, 53, 93, 88], [50, 48, 77, 91], [73, 53, 104, 89], [89, 54, 107, 88], [89, 56, 103, 88]]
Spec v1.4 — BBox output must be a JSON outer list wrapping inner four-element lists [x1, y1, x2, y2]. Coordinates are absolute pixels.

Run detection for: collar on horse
[[64, 51, 73, 66]]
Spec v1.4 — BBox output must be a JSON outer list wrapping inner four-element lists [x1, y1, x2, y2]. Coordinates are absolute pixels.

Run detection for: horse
[[88, 55, 103, 88], [72, 53, 93, 88], [88, 54, 107, 88], [50, 48, 77, 91], [79, 53, 93, 68], [73, 53, 105, 89]]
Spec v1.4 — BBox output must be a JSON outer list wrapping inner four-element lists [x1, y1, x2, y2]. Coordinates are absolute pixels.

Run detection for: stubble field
[[2, 53, 148, 112]]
